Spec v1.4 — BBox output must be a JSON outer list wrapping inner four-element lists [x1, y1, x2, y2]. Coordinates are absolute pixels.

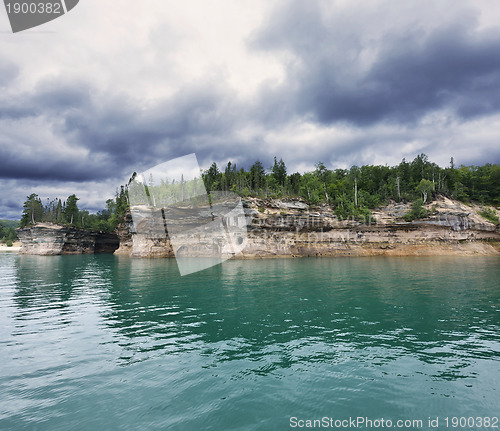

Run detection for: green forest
[[19, 187, 129, 232], [201, 154, 500, 222], [0, 219, 18, 246], [18, 153, 500, 231]]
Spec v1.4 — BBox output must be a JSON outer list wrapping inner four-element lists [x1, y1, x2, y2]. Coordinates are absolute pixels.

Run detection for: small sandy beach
[[0, 241, 22, 252]]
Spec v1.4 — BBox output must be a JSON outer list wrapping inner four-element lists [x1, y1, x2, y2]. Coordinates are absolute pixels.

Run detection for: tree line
[[202, 154, 500, 220], [0, 220, 18, 245], [18, 153, 500, 230], [19, 186, 129, 231]]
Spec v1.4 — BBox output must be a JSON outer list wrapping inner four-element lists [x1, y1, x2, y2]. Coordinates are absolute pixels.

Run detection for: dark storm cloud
[[58, 83, 248, 170], [251, 1, 500, 126], [32, 79, 93, 111], [0, 77, 253, 182], [0, 58, 19, 87], [0, 148, 107, 181], [3, 0, 500, 216]]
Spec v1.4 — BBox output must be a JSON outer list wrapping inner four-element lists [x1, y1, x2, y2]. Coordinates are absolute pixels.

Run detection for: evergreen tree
[[20, 194, 44, 227], [288, 172, 302, 195], [64, 194, 79, 225], [56, 199, 63, 223], [224, 161, 237, 191], [249, 161, 266, 192], [204, 162, 222, 192], [271, 157, 287, 187]]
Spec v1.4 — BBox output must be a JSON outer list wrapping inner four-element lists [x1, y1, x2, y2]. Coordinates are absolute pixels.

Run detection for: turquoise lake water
[[0, 253, 499, 430]]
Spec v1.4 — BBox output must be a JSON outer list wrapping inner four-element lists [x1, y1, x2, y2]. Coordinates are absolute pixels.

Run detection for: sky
[[1, 0, 500, 219]]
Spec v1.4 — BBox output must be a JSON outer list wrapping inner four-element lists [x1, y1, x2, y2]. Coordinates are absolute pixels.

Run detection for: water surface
[[1, 254, 499, 430]]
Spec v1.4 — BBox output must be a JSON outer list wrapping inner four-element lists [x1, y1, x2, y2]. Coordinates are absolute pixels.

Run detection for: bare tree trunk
[[354, 177, 358, 207]]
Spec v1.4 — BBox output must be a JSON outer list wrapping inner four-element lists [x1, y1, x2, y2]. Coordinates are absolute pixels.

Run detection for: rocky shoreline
[[16, 223, 119, 255], [16, 196, 500, 257], [114, 195, 500, 258]]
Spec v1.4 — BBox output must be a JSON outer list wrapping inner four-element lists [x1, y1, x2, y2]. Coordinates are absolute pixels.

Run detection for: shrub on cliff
[[404, 199, 429, 221], [335, 202, 374, 223], [479, 207, 499, 225]]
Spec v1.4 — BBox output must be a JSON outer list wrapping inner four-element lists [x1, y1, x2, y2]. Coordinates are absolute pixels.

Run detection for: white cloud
[[1, 0, 500, 218], [1, 0, 283, 100]]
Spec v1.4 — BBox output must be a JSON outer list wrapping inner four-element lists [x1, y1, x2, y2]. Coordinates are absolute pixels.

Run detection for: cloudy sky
[[1, 0, 500, 219]]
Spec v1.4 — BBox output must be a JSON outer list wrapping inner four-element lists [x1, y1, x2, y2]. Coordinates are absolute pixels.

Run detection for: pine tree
[[64, 194, 79, 225], [250, 161, 266, 192], [20, 194, 44, 227], [271, 157, 287, 187]]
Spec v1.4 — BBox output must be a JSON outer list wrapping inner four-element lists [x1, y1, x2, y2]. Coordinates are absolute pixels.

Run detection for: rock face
[[114, 212, 134, 255], [113, 210, 174, 258], [17, 223, 119, 255], [116, 195, 500, 258], [129, 235, 174, 258], [235, 197, 500, 257], [95, 233, 121, 254], [16, 196, 500, 258]]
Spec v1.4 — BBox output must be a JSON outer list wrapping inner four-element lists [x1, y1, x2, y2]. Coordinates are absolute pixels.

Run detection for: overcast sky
[[1, 0, 500, 219]]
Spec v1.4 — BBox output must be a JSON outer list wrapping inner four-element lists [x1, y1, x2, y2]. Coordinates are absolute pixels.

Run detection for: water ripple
[[1, 255, 499, 430]]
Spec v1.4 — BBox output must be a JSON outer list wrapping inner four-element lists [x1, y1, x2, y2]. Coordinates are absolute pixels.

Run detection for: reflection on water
[[0, 253, 499, 430]]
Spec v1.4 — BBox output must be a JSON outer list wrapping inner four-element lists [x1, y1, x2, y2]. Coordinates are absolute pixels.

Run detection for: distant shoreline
[[0, 241, 22, 252], [14, 196, 500, 258]]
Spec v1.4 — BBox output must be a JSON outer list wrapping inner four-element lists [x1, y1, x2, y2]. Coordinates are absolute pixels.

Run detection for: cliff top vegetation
[[19, 153, 500, 230]]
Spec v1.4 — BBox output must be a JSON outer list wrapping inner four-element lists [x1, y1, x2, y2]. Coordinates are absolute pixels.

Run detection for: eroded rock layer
[[117, 195, 500, 258], [17, 223, 119, 255]]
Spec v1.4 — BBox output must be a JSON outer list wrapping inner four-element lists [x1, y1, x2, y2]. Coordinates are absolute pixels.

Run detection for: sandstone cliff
[[117, 195, 500, 258], [16, 197, 500, 258], [17, 223, 119, 255], [114, 210, 174, 258]]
